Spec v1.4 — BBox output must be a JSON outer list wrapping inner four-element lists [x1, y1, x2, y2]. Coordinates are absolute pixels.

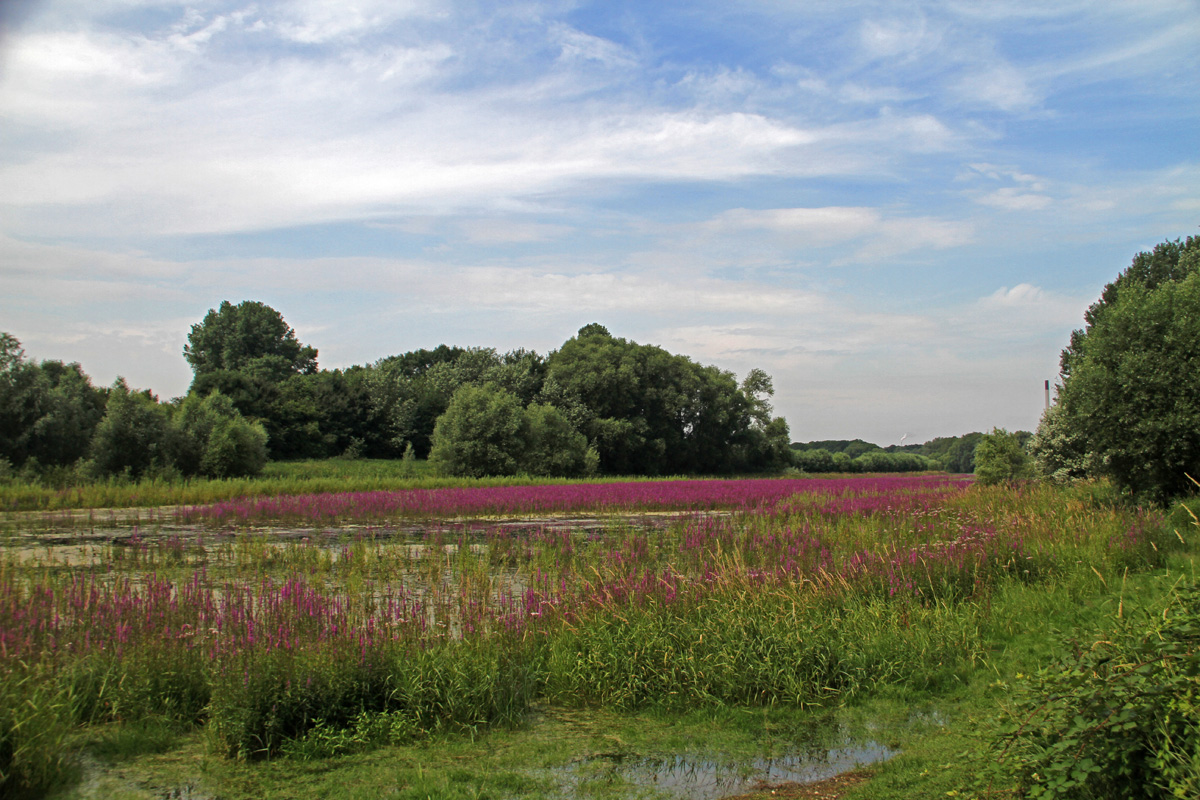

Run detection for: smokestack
[[1045, 379, 1050, 411]]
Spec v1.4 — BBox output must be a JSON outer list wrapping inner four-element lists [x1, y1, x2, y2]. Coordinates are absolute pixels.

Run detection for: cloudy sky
[[1, 0, 1197, 445]]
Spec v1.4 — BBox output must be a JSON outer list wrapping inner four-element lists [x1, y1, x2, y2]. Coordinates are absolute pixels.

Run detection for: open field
[[0, 474, 1195, 799]]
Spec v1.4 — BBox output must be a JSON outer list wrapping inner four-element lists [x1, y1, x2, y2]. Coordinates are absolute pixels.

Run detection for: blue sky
[[1, 0, 1197, 445]]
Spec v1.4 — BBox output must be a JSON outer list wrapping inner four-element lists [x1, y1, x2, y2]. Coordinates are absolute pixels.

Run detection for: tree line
[[0, 307, 795, 481], [14, 229, 1189, 494], [788, 431, 1030, 475]]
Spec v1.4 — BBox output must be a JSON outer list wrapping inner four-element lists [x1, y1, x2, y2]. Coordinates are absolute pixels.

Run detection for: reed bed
[[0, 476, 1177, 796]]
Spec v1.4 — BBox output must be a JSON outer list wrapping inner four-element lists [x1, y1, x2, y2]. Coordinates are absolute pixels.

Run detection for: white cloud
[[269, 0, 442, 44], [704, 206, 973, 261], [553, 24, 636, 68], [0, 0, 1195, 442], [457, 219, 570, 244], [963, 163, 1054, 211], [976, 188, 1052, 211], [858, 17, 944, 62], [954, 64, 1038, 111], [966, 284, 1091, 338]]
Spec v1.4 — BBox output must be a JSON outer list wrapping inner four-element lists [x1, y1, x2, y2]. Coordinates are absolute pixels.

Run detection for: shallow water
[[553, 733, 896, 799]]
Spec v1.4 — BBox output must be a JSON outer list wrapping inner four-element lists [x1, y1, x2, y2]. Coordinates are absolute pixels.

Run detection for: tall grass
[[0, 458, 770, 512], [0, 476, 1184, 787], [0, 660, 78, 798]]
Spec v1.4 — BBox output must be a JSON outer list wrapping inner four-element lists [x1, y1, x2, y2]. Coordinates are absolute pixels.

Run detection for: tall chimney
[[1045, 379, 1050, 411]]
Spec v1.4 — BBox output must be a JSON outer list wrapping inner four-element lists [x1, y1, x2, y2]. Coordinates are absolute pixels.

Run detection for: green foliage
[[0, 334, 106, 473], [184, 300, 318, 383], [793, 434, 987, 474], [791, 438, 879, 456], [429, 385, 597, 478], [429, 383, 528, 478], [543, 591, 980, 711], [793, 446, 942, 474], [974, 427, 1033, 485], [279, 709, 421, 759], [207, 641, 534, 760], [792, 447, 836, 473], [522, 403, 598, 478], [200, 412, 269, 478], [853, 450, 938, 473], [990, 579, 1200, 799], [943, 432, 985, 473], [1030, 403, 1098, 484], [88, 379, 173, 480], [0, 661, 78, 798], [171, 391, 268, 478], [1054, 235, 1200, 501], [545, 324, 788, 475]]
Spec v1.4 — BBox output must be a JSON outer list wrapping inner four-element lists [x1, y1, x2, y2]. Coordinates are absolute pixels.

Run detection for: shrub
[[522, 403, 597, 478], [172, 391, 268, 478], [990, 579, 1200, 799], [974, 427, 1033, 485], [429, 383, 527, 478], [1030, 403, 1098, 484], [89, 379, 172, 479]]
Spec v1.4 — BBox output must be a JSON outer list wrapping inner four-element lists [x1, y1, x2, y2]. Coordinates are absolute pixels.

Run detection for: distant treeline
[[790, 431, 1032, 475], [1, 305, 795, 482]]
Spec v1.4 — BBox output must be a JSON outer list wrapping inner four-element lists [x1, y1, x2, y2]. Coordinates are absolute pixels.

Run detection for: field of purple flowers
[[177, 474, 972, 524], [0, 475, 1177, 795]]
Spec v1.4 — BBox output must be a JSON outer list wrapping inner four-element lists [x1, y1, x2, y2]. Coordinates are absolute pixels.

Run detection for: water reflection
[[554, 733, 896, 799]]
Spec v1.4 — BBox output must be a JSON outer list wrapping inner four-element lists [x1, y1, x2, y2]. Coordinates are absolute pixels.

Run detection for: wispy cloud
[[703, 207, 973, 261], [0, 0, 1195, 441]]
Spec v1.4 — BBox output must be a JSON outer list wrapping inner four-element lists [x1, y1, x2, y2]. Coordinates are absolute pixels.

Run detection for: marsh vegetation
[[1, 475, 1195, 798]]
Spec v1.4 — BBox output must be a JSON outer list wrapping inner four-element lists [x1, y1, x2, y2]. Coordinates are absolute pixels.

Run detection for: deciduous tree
[[1053, 237, 1200, 500], [184, 300, 317, 384]]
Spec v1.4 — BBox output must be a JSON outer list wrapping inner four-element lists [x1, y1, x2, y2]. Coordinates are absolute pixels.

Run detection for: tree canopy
[[543, 325, 791, 475], [184, 300, 318, 384], [4, 308, 803, 481], [1044, 234, 1200, 501]]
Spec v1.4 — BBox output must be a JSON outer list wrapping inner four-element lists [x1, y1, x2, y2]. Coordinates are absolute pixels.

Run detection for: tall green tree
[[184, 301, 318, 384], [0, 334, 106, 471], [1047, 235, 1200, 500], [544, 324, 788, 475]]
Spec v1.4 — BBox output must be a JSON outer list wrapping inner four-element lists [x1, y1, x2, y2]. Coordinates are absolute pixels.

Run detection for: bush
[[207, 640, 534, 759], [430, 384, 596, 478], [89, 380, 172, 479], [974, 427, 1033, 485], [1030, 403, 1098, 484], [172, 391, 268, 478], [990, 579, 1200, 798], [429, 383, 527, 478], [522, 403, 597, 478], [793, 448, 835, 473]]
